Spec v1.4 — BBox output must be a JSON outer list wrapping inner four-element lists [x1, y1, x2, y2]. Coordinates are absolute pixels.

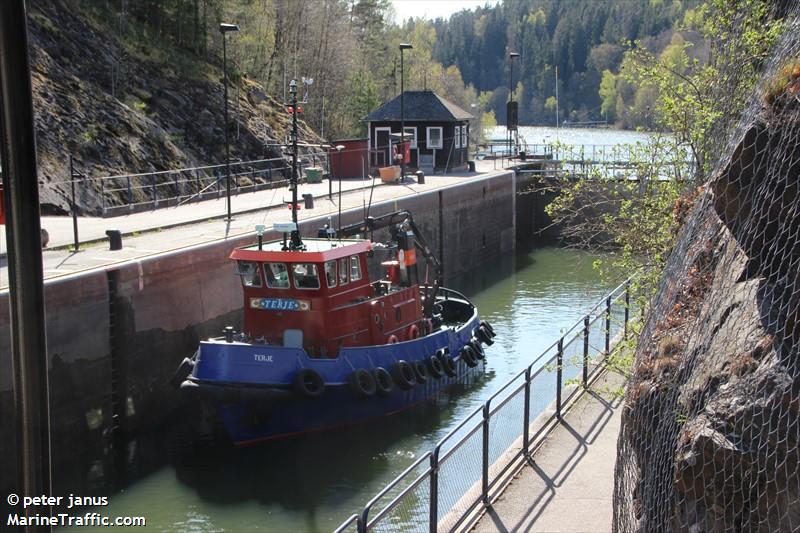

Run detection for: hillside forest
[[80, 0, 705, 137]]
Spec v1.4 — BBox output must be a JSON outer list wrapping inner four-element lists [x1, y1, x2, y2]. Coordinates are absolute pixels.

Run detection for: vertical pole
[[429, 450, 439, 533], [101, 177, 106, 215], [151, 173, 157, 207], [69, 156, 79, 251], [223, 32, 232, 222], [624, 281, 631, 339], [126, 176, 132, 208], [0, 0, 53, 523], [583, 315, 590, 386], [605, 296, 612, 355], [508, 59, 512, 160], [556, 337, 563, 420], [400, 48, 405, 180], [523, 366, 531, 455], [481, 403, 490, 504], [289, 80, 302, 249]]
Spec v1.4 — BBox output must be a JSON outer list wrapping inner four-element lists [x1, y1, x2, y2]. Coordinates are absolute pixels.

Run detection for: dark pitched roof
[[364, 91, 473, 122]]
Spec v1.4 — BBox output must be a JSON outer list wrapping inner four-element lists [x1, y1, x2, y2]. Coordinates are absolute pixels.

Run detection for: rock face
[[24, 0, 320, 215], [613, 61, 800, 531]]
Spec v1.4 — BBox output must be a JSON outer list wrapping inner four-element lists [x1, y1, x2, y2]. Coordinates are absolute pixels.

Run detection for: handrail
[[339, 275, 637, 533]]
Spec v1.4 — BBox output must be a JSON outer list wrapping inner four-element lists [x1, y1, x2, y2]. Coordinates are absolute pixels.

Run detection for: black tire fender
[[171, 357, 195, 388], [460, 345, 478, 367], [372, 367, 394, 396], [470, 339, 486, 359], [437, 349, 457, 377], [293, 368, 326, 399], [348, 369, 377, 398], [392, 361, 416, 390], [413, 360, 429, 384], [427, 355, 444, 378]]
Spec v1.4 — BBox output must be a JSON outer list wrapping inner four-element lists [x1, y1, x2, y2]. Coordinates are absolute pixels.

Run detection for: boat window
[[292, 263, 321, 289], [235, 261, 262, 287], [265, 263, 289, 289], [350, 256, 362, 281], [338, 257, 349, 285], [324, 260, 337, 288]]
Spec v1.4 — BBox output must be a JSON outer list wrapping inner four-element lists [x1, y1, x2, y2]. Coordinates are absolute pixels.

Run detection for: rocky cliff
[[25, 0, 320, 215], [613, 27, 800, 533]]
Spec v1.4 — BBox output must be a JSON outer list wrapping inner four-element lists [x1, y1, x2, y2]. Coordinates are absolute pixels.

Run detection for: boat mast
[[288, 79, 303, 249]]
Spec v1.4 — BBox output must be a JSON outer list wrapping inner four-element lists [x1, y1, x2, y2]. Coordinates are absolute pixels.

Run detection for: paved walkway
[[471, 370, 625, 533], [0, 159, 511, 289]]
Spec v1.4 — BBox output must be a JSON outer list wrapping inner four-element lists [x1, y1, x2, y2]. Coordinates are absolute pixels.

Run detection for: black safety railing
[[95, 152, 327, 217], [335, 278, 634, 533]]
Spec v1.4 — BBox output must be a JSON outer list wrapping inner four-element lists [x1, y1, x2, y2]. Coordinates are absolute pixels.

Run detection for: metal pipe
[[481, 402, 490, 504], [0, 0, 53, 524], [624, 281, 630, 339], [523, 366, 531, 454], [583, 315, 590, 386], [605, 296, 612, 355], [556, 337, 563, 420], [69, 155, 79, 251], [222, 31, 232, 222], [429, 450, 439, 533]]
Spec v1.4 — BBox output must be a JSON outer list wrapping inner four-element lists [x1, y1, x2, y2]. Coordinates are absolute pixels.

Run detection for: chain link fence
[[614, 4, 800, 531]]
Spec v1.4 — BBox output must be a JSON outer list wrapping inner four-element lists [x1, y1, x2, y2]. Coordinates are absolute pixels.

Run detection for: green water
[[74, 247, 613, 532]]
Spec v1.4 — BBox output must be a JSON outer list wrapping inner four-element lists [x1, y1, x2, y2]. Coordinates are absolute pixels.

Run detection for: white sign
[[273, 222, 297, 233]]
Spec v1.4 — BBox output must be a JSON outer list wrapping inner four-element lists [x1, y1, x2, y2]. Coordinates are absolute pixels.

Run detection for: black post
[[0, 0, 53, 523], [523, 366, 531, 455], [481, 402, 490, 503], [327, 149, 333, 200], [69, 155, 79, 251], [624, 281, 631, 339], [399, 43, 412, 180], [605, 296, 612, 355], [583, 315, 590, 386], [556, 337, 563, 420], [222, 31, 231, 221], [429, 451, 439, 533]]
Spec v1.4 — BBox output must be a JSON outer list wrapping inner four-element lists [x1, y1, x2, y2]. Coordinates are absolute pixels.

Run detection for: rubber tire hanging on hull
[[460, 345, 479, 367], [470, 339, 486, 360], [171, 356, 194, 388], [392, 361, 416, 390], [413, 361, 429, 384], [427, 355, 444, 378], [373, 367, 394, 396], [293, 368, 325, 399], [438, 350, 457, 377], [349, 369, 377, 398], [476, 326, 494, 346]]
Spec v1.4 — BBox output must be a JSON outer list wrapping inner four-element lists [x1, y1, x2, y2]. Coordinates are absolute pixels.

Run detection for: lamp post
[[336, 144, 345, 234], [288, 78, 302, 249], [220, 22, 239, 222], [508, 51, 519, 160], [399, 43, 413, 179]]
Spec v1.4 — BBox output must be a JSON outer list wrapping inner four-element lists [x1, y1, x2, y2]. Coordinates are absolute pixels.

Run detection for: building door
[[374, 127, 391, 167]]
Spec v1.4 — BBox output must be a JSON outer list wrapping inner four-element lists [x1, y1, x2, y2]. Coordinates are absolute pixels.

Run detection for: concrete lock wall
[[0, 170, 515, 494]]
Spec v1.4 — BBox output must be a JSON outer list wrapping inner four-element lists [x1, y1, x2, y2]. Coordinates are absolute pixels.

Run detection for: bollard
[[106, 229, 122, 250], [415, 170, 425, 184], [224, 326, 234, 343], [303, 193, 314, 209]]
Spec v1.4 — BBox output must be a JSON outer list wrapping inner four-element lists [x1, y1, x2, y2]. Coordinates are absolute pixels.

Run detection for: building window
[[454, 126, 461, 148], [427, 127, 443, 149], [461, 124, 468, 148], [403, 126, 417, 149]]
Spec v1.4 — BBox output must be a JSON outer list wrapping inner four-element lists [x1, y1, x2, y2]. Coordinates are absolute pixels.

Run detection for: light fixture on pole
[[399, 43, 413, 180], [219, 22, 239, 223], [335, 144, 345, 234], [508, 52, 520, 160]]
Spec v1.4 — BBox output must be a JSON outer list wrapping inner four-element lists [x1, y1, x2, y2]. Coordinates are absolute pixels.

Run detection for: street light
[[220, 22, 239, 222], [335, 145, 345, 234], [508, 52, 520, 160], [399, 43, 412, 180]]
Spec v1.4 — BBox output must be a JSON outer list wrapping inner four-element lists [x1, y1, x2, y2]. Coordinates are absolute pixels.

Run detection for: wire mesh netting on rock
[[613, 5, 800, 533]]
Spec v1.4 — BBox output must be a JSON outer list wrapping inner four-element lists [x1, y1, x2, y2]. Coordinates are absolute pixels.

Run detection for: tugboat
[[173, 79, 495, 445]]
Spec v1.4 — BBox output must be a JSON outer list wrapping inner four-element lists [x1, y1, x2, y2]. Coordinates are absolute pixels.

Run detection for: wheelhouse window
[[292, 263, 320, 289], [427, 127, 443, 149], [235, 261, 262, 287], [265, 262, 289, 289], [350, 256, 362, 281], [338, 257, 349, 285], [325, 260, 337, 288]]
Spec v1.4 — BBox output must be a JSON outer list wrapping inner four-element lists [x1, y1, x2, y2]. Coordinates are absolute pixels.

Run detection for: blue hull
[[183, 303, 485, 445]]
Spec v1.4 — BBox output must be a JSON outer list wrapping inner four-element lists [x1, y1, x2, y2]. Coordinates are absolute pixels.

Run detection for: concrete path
[[0, 159, 511, 289], [471, 370, 625, 533]]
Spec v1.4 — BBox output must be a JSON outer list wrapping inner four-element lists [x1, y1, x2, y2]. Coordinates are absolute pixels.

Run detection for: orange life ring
[[408, 324, 420, 340], [387, 334, 399, 344]]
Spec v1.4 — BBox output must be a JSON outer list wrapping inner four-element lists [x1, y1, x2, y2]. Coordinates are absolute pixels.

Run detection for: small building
[[364, 90, 473, 174], [329, 138, 368, 179]]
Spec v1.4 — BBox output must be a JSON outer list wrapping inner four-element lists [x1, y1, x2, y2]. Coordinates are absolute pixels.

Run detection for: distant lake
[[486, 125, 656, 149]]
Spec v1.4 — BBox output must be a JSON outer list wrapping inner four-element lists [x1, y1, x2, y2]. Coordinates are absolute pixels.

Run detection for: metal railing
[[335, 278, 633, 533], [91, 152, 327, 216]]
